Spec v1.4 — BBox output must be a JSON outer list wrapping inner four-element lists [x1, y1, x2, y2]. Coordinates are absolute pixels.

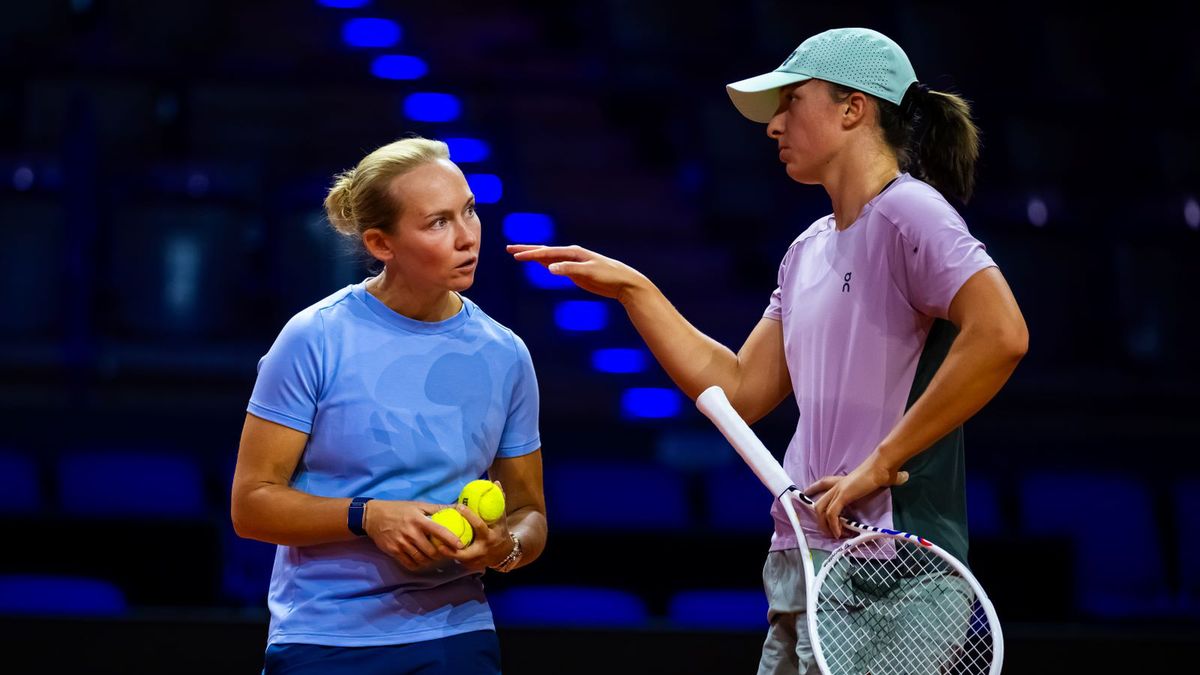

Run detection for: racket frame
[[802, 504, 1005, 675], [697, 385, 1004, 675]]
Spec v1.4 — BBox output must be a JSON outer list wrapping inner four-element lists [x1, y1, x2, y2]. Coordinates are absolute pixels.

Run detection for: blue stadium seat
[[654, 429, 736, 471], [1019, 472, 1170, 617], [57, 450, 206, 518], [0, 575, 126, 616], [1174, 478, 1200, 615], [0, 450, 40, 514], [704, 465, 774, 532], [966, 473, 1003, 538], [489, 586, 648, 628], [544, 461, 687, 530], [668, 589, 767, 630]]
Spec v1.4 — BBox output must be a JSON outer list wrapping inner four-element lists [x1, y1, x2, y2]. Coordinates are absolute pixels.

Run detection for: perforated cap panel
[[776, 27, 917, 106]]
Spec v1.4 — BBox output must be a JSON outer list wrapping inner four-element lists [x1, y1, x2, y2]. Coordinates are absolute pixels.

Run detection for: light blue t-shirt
[[246, 280, 541, 647]]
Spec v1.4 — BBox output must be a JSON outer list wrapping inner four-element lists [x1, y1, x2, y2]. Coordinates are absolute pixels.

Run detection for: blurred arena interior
[[0, 1, 1197, 673]]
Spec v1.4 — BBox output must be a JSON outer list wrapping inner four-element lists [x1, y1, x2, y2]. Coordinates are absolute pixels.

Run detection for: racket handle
[[696, 385, 794, 498]]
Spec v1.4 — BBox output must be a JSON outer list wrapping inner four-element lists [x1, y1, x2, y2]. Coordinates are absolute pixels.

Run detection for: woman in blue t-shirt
[[231, 137, 546, 674]]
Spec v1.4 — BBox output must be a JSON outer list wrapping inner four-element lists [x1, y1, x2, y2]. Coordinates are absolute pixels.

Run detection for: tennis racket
[[696, 385, 1003, 675]]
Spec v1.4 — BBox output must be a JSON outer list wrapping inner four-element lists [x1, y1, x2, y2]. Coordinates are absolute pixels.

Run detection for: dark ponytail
[[829, 81, 982, 205]]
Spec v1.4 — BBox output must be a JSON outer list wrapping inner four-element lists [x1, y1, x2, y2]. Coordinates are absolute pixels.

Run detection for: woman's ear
[[841, 91, 870, 128], [361, 228, 393, 263]]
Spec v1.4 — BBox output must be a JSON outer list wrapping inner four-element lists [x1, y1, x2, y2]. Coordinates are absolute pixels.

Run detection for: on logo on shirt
[[842, 272, 852, 293]]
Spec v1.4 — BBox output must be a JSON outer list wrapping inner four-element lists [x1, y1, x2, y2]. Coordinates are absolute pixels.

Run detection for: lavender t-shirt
[[764, 173, 995, 554]]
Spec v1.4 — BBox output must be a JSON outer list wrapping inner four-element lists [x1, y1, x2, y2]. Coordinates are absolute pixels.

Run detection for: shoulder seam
[[874, 182, 958, 248], [781, 217, 830, 265], [469, 300, 522, 354], [316, 288, 356, 312], [875, 206, 914, 247]]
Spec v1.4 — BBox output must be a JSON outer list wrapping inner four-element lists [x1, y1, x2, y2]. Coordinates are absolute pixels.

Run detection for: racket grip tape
[[696, 385, 794, 498]]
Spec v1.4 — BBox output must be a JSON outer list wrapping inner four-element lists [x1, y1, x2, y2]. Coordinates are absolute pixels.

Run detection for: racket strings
[[814, 541, 995, 675]]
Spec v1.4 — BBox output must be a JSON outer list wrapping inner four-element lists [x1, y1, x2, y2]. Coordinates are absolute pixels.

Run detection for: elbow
[[1007, 317, 1030, 361], [993, 319, 1029, 364], [230, 502, 252, 540], [230, 491, 262, 541], [965, 313, 1028, 364]]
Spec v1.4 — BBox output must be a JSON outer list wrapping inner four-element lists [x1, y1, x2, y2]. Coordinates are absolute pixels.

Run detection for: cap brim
[[726, 71, 813, 123]]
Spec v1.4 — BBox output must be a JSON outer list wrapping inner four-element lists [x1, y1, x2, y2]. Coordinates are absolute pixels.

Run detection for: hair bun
[[325, 169, 359, 237]]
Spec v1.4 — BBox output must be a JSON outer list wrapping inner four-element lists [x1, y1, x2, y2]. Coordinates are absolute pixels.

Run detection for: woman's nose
[[766, 116, 785, 138], [456, 221, 479, 247]]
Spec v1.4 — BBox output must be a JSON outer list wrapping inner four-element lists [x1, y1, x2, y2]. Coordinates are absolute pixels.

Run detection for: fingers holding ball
[[457, 479, 506, 524], [429, 507, 474, 547]]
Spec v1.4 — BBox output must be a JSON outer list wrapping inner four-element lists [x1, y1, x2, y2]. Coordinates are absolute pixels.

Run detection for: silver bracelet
[[490, 532, 522, 573]]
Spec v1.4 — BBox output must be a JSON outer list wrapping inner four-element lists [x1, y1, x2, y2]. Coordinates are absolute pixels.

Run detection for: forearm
[[505, 506, 547, 570], [618, 278, 741, 401], [875, 327, 1025, 471], [232, 483, 359, 547]]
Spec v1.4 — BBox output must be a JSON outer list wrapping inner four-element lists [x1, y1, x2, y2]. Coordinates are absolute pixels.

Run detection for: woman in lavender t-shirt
[[511, 27, 1027, 674]]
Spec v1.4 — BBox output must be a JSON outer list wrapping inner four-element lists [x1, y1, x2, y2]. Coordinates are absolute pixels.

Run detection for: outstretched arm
[[509, 244, 791, 423]]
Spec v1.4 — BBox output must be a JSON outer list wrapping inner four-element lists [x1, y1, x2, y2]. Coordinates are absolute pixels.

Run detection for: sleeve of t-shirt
[[497, 332, 541, 458], [887, 200, 997, 319], [246, 309, 325, 435], [763, 244, 793, 321]]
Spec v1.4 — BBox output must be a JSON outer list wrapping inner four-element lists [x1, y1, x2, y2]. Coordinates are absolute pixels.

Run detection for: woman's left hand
[[807, 451, 909, 539], [435, 505, 515, 572]]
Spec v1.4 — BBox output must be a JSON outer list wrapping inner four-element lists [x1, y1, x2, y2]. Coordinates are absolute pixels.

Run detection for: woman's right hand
[[364, 500, 464, 572], [507, 244, 649, 303]]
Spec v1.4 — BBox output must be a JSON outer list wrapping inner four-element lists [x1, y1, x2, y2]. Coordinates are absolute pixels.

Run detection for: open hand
[[508, 244, 648, 303]]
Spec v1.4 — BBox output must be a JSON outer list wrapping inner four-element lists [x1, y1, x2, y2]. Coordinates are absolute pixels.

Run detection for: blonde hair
[[324, 137, 451, 239]]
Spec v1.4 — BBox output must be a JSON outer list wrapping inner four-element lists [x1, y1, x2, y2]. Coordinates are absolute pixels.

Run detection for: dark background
[[1, 1, 1197, 672]]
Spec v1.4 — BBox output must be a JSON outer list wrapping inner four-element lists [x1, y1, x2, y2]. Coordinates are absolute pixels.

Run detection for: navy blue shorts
[[263, 630, 501, 675]]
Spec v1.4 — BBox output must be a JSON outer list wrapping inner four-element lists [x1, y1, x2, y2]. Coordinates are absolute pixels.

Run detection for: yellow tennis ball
[[457, 479, 505, 524], [430, 508, 473, 547]]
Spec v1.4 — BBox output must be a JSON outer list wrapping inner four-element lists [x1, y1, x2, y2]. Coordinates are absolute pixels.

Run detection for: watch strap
[[348, 496, 374, 536]]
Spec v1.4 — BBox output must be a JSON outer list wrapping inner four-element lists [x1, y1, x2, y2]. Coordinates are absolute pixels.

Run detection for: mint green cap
[[727, 27, 918, 123]]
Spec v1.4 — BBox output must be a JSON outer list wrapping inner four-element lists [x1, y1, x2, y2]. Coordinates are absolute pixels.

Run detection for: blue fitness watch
[[348, 497, 374, 536]]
